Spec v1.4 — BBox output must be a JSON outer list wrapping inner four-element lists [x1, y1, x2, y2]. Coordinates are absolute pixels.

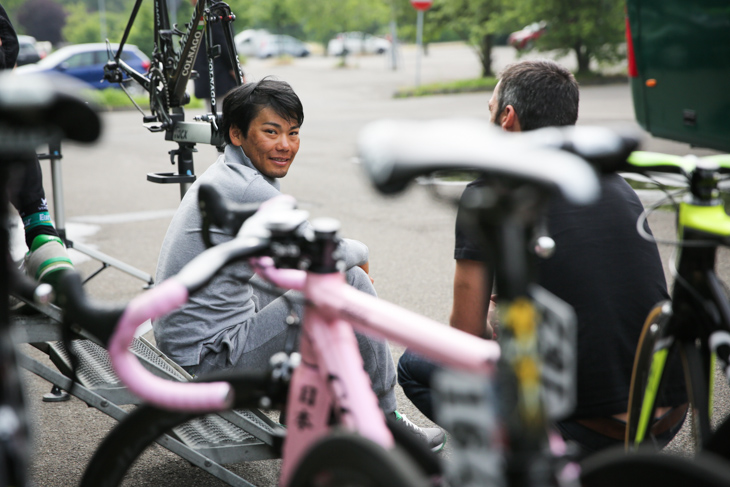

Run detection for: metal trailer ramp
[[11, 303, 282, 487]]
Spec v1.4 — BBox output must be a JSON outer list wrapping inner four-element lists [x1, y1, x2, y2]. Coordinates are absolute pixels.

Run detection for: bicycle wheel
[[706, 414, 730, 462], [582, 445, 730, 487], [625, 302, 704, 450], [80, 406, 197, 487], [288, 432, 430, 487]]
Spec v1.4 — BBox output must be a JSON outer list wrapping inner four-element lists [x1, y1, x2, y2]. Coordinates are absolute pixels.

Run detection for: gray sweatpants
[[186, 267, 398, 414]]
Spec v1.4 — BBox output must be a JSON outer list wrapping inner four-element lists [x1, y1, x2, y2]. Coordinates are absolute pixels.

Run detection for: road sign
[[410, 0, 433, 11]]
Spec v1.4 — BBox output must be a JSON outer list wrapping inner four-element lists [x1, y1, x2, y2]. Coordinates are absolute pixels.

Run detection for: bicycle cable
[[118, 81, 147, 116], [634, 175, 730, 305], [635, 175, 727, 248]]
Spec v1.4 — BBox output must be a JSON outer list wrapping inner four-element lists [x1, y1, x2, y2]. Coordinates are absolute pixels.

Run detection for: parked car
[[15, 43, 151, 90], [256, 35, 310, 59], [508, 21, 548, 50], [235, 30, 309, 59], [234, 29, 270, 57], [327, 32, 391, 56], [16, 35, 42, 66]]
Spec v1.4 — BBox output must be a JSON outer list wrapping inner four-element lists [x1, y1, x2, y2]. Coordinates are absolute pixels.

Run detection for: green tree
[[512, 0, 625, 74], [124, 2, 155, 57], [17, 0, 68, 43], [428, 0, 517, 77], [294, 0, 390, 51], [62, 2, 120, 44], [248, 0, 303, 37], [1, 0, 30, 28]]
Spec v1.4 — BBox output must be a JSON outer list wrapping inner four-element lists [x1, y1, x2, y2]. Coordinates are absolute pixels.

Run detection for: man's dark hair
[[221, 77, 304, 144], [496, 60, 579, 131]]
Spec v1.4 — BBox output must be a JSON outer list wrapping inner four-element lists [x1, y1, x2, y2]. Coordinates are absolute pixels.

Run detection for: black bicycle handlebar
[[199, 183, 261, 247], [60, 185, 287, 343], [58, 238, 270, 347], [0, 72, 101, 153], [57, 272, 125, 347]]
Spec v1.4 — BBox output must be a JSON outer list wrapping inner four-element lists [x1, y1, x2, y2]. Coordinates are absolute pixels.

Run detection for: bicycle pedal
[[42, 386, 70, 403]]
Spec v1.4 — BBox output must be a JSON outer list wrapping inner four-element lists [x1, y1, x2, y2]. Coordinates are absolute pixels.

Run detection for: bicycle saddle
[[358, 118, 604, 206], [0, 71, 101, 154]]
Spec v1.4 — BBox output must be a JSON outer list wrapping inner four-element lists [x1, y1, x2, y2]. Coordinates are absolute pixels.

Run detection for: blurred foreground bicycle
[[0, 72, 102, 486]]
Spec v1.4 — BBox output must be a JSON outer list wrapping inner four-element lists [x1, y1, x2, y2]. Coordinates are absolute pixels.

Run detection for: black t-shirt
[[455, 174, 686, 418]]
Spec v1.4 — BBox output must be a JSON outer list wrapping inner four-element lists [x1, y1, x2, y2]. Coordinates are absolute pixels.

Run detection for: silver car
[[256, 34, 310, 59]]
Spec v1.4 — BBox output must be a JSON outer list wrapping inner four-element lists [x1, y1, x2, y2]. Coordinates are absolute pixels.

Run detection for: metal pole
[[98, 0, 108, 41], [415, 10, 423, 86], [389, 19, 399, 70]]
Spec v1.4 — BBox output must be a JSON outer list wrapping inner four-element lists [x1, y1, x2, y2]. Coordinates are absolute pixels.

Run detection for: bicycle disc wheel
[[288, 432, 430, 487], [582, 446, 730, 487]]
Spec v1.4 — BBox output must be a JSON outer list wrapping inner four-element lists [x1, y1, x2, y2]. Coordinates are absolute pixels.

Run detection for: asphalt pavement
[[15, 43, 729, 486]]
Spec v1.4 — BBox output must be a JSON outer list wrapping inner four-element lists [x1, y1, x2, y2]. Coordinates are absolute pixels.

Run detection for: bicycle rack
[[10, 302, 282, 487], [38, 140, 155, 288]]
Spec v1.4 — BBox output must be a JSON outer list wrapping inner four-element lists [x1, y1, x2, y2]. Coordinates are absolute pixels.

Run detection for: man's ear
[[500, 105, 521, 132], [229, 126, 244, 146]]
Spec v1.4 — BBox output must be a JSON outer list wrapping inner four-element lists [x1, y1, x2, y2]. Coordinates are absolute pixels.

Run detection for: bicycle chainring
[[148, 66, 171, 128]]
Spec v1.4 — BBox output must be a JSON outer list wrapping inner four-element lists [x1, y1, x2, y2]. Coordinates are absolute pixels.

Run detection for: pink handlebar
[[108, 279, 234, 412]]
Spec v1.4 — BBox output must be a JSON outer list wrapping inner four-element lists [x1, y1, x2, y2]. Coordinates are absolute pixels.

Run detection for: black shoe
[[393, 411, 446, 452]]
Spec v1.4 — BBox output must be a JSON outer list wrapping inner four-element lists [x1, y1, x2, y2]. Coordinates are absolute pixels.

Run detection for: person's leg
[[397, 349, 440, 422], [9, 155, 72, 286], [187, 266, 444, 450], [190, 267, 397, 413], [10, 155, 59, 246]]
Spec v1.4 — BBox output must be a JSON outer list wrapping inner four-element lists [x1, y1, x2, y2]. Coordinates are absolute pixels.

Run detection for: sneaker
[[24, 235, 73, 287], [393, 410, 446, 452]]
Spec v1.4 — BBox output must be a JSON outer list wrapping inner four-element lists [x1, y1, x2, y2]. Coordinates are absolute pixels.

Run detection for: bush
[[95, 88, 205, 110]]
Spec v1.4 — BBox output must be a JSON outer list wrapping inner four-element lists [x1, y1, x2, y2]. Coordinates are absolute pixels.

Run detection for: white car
[[235, 30, 310, 59], [257, 35, 310, 59], [234, 29, 270, 57], [327, 32, 391, 56]]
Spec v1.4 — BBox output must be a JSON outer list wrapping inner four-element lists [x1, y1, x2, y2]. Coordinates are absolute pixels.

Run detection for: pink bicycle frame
[[106, 255, 500, 486], [253, 257, 501, 486]]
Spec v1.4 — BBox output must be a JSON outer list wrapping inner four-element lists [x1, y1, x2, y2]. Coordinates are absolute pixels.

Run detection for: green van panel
[[626, 0, 730, 152]]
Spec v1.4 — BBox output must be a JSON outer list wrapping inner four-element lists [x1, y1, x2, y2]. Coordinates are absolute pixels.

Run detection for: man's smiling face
[[229, 106, 301, 179]]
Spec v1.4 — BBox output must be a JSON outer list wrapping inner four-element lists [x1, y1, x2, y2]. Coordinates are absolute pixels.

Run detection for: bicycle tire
[[288, 431, 430, 487], [80, 405, 198, 487], [625, 302, 705, 450], [581, 446, 730, 487], [81, 405, 439, 486], [706, 414, 730, 462]]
